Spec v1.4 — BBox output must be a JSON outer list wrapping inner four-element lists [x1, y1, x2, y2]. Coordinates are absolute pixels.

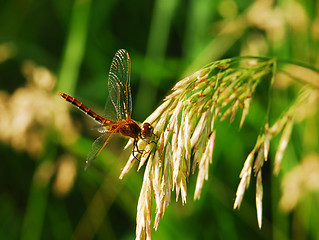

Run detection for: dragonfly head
[[141, 122, 153, 139]]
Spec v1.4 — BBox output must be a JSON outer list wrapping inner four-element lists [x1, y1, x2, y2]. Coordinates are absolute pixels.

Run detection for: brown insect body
[[59, 92, 153, 141], [115, 119, 142, 139], [58, 92, 114, 126], [58, 49, 155, 169]]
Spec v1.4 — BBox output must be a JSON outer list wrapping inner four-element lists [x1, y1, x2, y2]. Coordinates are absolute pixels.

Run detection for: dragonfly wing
[[92, 121, 115, 133], [103, 97, 118, 121], [92, 125, 109, 133], [85, 132, 114, 170], [108, 49, 132, 120]]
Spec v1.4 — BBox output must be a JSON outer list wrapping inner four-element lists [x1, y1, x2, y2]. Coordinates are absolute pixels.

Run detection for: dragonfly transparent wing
[[102, 96, 118, 122], [92, 125, 109, 133], [108, 49, 132, 120], [85, 132, 114, 170]]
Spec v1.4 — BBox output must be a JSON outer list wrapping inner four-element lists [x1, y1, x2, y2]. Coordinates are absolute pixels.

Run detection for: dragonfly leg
[[132, 154, 140, 162], [133, 139, 144, 154], [132, 139, 145, 161], [149, 139, 157, 144]]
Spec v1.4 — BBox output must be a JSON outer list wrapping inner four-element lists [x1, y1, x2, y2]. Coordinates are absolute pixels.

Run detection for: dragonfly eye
[[141, 122, 153, 138]]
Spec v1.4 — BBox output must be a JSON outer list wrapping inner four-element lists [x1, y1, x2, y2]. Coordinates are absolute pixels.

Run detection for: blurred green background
[[0, 0, 318, 239]]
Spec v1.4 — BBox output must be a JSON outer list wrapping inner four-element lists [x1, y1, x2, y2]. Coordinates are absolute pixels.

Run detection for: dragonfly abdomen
[[58, 92, 111, 125]]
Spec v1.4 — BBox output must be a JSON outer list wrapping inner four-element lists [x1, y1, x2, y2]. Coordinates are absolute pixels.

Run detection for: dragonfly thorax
[[117, 119, 142, 139]]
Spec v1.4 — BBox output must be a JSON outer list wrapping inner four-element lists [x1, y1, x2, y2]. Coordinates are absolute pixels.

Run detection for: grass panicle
[[119, 57, 318, 238], [233, 71, 318, 229], [121, 57, 318, 238]]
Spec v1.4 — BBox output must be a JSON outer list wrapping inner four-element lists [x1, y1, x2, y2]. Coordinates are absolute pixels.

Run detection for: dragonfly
[[58, 49, 154, 169]]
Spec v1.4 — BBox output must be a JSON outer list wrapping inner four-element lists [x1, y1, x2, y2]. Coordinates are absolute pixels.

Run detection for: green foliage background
[[0, 0, 318, 239]]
